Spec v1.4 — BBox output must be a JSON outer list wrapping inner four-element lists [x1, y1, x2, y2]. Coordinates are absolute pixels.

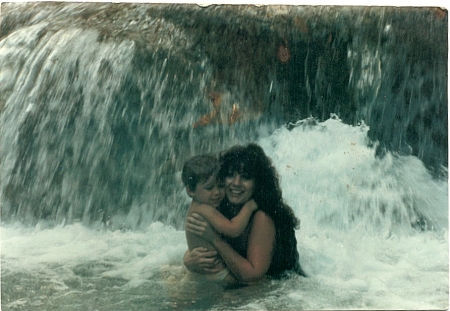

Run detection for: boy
[[182, 154, 257, 285]]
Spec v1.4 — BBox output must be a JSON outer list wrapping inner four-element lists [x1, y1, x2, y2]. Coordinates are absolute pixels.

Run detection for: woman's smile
[[225, 173, 255, 205]]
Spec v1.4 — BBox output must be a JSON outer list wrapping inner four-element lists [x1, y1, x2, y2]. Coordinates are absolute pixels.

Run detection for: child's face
[[191, 175, 225, 208]]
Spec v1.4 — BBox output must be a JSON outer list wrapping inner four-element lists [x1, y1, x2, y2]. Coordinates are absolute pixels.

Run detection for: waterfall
[[0, 3, 447, 229]]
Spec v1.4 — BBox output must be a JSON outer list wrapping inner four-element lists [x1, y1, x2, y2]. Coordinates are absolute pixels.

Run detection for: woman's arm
[[187, 210, 275, 283], [183, 248, 222, 274], [191, 200, 257, 238]]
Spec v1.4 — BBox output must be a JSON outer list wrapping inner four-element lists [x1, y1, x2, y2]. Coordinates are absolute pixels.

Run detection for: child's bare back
[[185, 202, 228, 271]]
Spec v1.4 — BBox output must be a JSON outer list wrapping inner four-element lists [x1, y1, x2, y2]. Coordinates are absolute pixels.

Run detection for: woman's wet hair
[[218, 143, 299, 229], [218, 145, 257, 180], [218, 143, 306, 278]]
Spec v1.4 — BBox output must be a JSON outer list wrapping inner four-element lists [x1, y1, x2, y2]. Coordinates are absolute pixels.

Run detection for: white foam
[[1, 117, 448, 310]]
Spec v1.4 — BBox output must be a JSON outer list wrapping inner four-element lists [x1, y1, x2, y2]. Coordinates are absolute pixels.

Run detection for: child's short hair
[[182, 154, 220, 191]]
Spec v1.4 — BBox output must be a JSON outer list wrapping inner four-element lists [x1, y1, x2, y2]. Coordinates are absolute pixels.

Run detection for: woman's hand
[[183, 247, 221, 274], [186, 213, 219, 242]]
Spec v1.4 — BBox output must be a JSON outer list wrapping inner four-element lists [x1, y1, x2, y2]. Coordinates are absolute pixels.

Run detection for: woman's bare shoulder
[[253, 209, 270, 218], [252, 210, 275, 228]]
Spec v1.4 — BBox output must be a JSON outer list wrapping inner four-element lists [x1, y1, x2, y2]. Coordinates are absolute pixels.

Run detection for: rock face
[[0, 3, 447, 228]]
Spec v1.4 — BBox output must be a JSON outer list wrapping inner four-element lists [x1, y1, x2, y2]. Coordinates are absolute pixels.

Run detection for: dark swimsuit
[[218, 201, 306, 279]]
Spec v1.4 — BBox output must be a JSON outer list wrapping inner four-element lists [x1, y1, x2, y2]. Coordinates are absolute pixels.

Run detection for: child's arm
[[191, 200, 257, 238]]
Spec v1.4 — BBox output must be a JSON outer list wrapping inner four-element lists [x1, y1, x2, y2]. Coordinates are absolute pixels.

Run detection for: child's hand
[[245, 199, 258, 212]]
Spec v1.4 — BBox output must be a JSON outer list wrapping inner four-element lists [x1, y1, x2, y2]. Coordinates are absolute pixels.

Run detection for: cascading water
[[0, 3, 288, 229], [0, 3, 447, 229], [0, 3, 448, 311]]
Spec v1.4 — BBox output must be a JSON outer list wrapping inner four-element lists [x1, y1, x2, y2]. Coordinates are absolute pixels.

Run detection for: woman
[[184, 143, 306, 283]]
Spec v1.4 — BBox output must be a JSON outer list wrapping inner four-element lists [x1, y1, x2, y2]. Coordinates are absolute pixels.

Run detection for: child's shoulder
[[189, 201, 215, 213]]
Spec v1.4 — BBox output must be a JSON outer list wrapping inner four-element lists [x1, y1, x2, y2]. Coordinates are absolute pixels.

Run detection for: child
[[182, 154, 257, 285]]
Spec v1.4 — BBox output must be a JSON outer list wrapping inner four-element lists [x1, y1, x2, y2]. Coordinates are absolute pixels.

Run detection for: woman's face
[[224, 171, 255, 205]]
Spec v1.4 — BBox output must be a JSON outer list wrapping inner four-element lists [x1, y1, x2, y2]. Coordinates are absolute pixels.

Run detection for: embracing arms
[[191, 199, 257, 238], [186, 210, 275, 283], [183, 247, 221, 274]]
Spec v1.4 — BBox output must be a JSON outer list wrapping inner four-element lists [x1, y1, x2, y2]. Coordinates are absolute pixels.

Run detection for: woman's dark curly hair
[[217, 143, 306, 278], [218, 143, 300, 229]]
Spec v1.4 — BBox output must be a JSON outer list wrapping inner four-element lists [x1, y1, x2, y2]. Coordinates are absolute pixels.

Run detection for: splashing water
[[0, 3, 448, 311], [2, 117, 448, 310]]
